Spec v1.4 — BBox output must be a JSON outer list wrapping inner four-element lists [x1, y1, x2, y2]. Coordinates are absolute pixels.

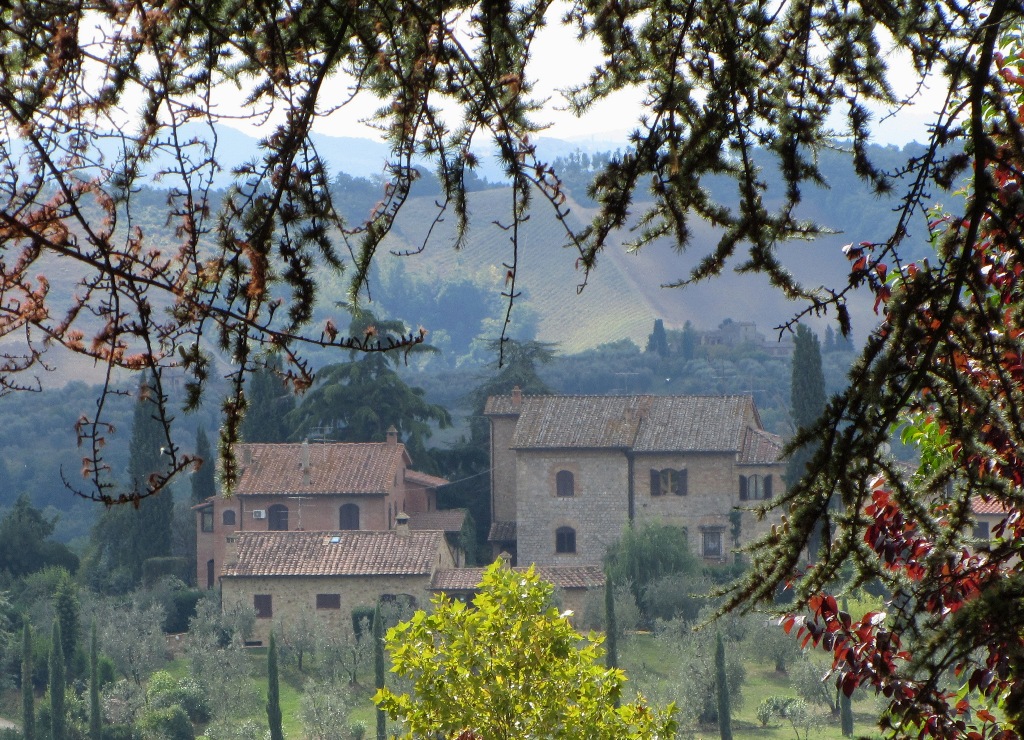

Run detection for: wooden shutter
[[677, 469, 688, 496], [739, 475, 748, 501], [650, 469, 661, 496], [764, 475, 773, 499]]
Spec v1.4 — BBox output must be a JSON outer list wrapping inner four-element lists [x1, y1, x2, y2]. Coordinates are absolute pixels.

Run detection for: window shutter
[[739, 475, 748, 501], [650, 469, 661, 496], [764, 474, 773, 499], [677, 469, 688, 496]]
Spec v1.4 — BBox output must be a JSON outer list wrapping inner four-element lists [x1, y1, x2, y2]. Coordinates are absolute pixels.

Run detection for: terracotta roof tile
[[405, 470, 449, 489], [221, 530, 444, 577], [409, 509, 466, 533], [487, 394, 756, 453], [738, 428, 784, 464], [973, 497, 1012, 515], [233, 442, 405, 496], [430, 565, 605, 591], [489, 521, 516, 542]]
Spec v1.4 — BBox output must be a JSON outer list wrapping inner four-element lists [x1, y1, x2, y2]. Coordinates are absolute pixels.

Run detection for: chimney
[[511, 386, 522, 407], [386, 426, 398, 446], [301, 439, 311, 486], [394, 511, 410, 536], [242, 446, 252, 466], [224, 535, 239, 569]]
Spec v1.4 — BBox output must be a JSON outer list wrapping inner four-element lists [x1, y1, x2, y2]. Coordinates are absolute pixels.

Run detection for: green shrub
[[0, 727, 22, 740], [139, 704, 194, 740], [146, 671, 211, 724], [351, 607, 375, 638], [102, 724, 140, 740], [142, 558, 192, 588], [166, 591, 203, 634]]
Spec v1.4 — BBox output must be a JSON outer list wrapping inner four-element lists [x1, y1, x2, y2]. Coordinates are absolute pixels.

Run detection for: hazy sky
[[209, 13, 949, 150]]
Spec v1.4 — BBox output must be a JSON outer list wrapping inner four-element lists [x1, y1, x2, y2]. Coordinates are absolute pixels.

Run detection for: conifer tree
[[191, 426, 216, 504], [240, 357, 295, 443], [127, 376, 174, 575], [89, 622, 101, 740], [267, 632, 284, 740], [22, 622, 34, 740], [49, 620, 66, 740], [373, 602, 386, 740], [786, 325, 827, 558], [604, 571, 618, 672], [715, 632, 733, 740], [645, 319, 669, 357], [53, 571, 79, 676]]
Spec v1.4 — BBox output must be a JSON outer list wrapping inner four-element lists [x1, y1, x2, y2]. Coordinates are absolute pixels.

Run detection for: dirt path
[[0, 716, 17, 731]]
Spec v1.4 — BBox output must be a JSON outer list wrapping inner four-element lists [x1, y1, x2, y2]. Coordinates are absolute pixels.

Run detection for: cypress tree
[[267, 632, 284, 740], [240, 357, 295, 443], [374, 602, 386, 740], [127, 375, 174, 581], [646, 319, 669, 357], [786, 325, 827, 558], [604, 571, 618, 671], [53, 571, 79, 675], [89, 622, 101, 740], [22, 621, 34, 740], [191, 426, 216, 504], [715, 632, 733, 740], [49, 619, 66, 740]]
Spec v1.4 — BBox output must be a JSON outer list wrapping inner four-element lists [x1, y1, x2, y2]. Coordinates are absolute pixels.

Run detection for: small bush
[[0, 727, 22, 740], [351, 607, 375, 638], [139, 704, 194, 740], [102, 724, 140, 740]]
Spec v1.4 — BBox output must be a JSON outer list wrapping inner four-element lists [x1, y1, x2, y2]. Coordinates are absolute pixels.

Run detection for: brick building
[[485, 391, 785, 566], [195, 431, 454, 588]]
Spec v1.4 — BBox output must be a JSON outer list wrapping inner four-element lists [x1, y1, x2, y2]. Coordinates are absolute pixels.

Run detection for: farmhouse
[[195, 430, 455, 588], [486, 390, 785, 566], [220, 521, 454, 644]]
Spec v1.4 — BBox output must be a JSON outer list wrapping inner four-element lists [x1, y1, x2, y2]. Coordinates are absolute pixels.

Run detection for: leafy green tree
[[49, 620, 66, 740], [240, 357, 295, 443], [89, 623, 101, 740], [715, 633, 733, 740], [0, 495, 78, 579], [190, 427, 217, 504], [605, 523, 699, 623], [22, 622, 34, 740], [266, 632, 284, 740], [375, 561, 676, 740]]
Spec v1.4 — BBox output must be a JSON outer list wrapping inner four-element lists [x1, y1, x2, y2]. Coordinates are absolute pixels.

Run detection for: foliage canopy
[[374, 560, 676, 740]]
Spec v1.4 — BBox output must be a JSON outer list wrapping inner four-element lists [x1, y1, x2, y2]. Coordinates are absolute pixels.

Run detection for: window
[[254, 595, 273, 619], [555, 470, 575, 497], [222, 510, 236, 526], [974, 521, 990, 539], [702, 530, 723, 559], [268, 504, 289, 531], [316, 593, 341, 610], [200, 510, 214, 532], [739, 474, 773, 501], [339, 503, 360, 530], [555, 526, 576, 554], [651, 468, 687, 496]]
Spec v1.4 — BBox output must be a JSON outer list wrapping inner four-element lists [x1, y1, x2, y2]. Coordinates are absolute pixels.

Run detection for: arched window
[[222, 510, 236, 526], [339, 503, 360, 530], [268, 504, 289, 531], [555, 526, 577, 554], [555, 470, 575, 497]]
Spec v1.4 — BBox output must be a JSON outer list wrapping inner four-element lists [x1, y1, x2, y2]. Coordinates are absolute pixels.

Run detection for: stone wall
[[515, 449, 630, 567], [222, 573, 435, 644]]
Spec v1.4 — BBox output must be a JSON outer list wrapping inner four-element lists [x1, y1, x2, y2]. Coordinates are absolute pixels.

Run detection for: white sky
[[263, 13, 951, 149]]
